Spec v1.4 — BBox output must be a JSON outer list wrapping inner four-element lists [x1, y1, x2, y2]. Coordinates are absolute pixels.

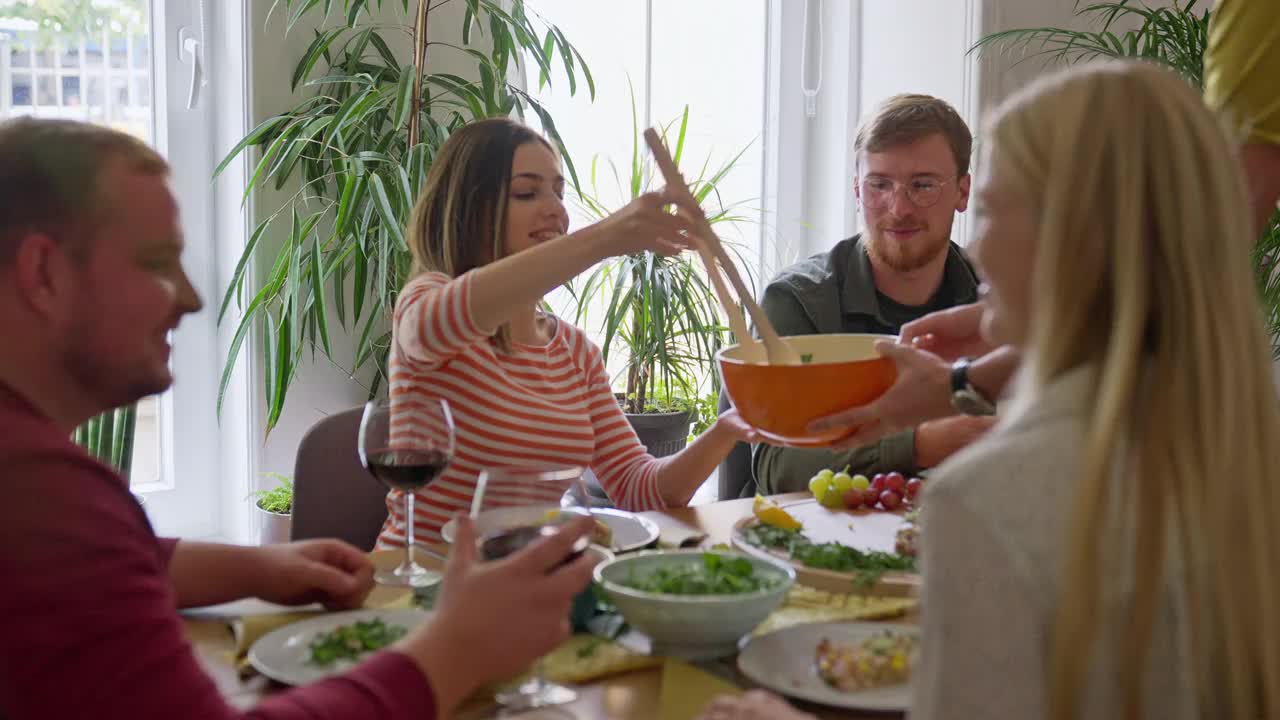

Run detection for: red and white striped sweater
[[375, 271, 665, 548]]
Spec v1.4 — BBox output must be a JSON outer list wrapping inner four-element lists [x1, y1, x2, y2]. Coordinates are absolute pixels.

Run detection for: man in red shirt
[[0, 118, 595, 719]]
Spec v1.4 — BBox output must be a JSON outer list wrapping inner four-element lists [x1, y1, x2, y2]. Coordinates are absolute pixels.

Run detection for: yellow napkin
[[658, 658, 741, 720], [754, 585, 916, 636], [540, 635, 663, 684]]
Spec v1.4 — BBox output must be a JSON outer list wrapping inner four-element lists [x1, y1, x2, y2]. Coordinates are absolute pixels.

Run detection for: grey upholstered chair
[[290, 406, 390, 551]]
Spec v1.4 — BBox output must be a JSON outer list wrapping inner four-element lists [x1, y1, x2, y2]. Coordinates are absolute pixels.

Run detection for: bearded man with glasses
[[749, 94, 997, 495]]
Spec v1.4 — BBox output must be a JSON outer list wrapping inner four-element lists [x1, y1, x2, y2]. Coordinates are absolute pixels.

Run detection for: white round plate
[[737, 621, 919, 711], [441, 507, 660, 553], [248, 608, 431, 686]]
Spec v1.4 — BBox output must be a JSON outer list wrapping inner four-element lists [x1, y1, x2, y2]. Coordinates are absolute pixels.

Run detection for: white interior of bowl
[[719, 333, 891, 365]]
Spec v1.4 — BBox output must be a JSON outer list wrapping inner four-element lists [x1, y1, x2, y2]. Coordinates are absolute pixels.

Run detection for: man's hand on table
[[700, 690, 818, 720], [251, 539, 376, 610]]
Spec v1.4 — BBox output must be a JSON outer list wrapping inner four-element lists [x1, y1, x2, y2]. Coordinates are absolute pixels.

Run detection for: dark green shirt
[[751, 234, 980, 494]]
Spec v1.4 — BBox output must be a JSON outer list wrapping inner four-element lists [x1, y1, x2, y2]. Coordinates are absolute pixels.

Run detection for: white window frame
[[130, 0, 250, 540]]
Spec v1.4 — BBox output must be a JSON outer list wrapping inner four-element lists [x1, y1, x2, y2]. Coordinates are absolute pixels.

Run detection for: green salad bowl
[[594, 549, 795, 660]]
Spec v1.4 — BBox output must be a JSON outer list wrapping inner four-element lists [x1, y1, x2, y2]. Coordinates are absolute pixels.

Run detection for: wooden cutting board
[[731, 498, 919, 597]]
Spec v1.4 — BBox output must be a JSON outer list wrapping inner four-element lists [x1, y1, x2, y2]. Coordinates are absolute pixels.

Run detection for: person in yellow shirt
[[1204, 0, 1280, 233]]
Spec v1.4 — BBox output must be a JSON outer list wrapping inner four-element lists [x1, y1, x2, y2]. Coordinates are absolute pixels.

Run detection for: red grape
[[885, 472, 906, 493], [879, 490, 902, 510], [842, 488, 864, 510], [862, 488, 881, 508], [871, 474, 887, 492], [905, 478, 923, 499]]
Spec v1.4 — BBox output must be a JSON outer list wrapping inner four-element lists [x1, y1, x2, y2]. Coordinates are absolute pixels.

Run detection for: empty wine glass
[[471, 466, 592, 710], [358, 398, 454, 587]]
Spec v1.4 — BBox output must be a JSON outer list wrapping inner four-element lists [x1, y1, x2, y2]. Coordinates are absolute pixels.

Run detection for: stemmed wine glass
[[471, 466, 592, 710], [358, 397, 455, 588]]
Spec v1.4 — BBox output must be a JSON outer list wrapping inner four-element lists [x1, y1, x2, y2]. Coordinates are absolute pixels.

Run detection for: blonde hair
[[0, 117, 167, 264], [854, 93, 973, 175], [405, 117, 555, 353], [988, 60, 1280, 719]]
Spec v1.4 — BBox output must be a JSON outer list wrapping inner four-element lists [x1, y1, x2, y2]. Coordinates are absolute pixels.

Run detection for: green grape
[[851, 474, 871, 492], [816, 469, 835, 482], [832, 473, 854, 493], [808, 475, 829, 502], [820, 487, 845, 508]]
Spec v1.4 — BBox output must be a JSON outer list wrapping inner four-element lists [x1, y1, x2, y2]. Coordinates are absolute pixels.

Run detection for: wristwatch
[[951, 357, 997, 416]]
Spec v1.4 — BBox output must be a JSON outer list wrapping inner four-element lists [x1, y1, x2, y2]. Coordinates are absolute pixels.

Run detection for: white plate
[[248, 608, 431, 686], [737, 621, 918, 712], [441, 507, 660, 553]]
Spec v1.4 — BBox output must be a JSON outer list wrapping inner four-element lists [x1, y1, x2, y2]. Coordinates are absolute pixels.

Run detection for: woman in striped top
[[376, 118, 760, 548]]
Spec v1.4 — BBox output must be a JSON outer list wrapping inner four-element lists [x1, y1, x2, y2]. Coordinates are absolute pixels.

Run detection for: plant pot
[[256, 505, 292, 545], [626, 410, 692, 458]]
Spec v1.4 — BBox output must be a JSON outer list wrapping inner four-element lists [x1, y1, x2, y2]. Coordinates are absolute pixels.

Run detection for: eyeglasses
[[859, 176, 956, 209]]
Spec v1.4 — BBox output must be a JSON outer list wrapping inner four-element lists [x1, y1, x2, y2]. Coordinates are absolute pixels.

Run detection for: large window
[[1, 0, 226, 537], [524, 0, 770, 386]]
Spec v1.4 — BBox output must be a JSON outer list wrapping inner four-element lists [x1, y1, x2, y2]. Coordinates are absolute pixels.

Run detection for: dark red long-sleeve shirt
[[0, 384, 437, 719]]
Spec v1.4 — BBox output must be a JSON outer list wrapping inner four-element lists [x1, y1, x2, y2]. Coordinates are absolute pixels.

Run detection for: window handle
[[178, 27, 203, 110]]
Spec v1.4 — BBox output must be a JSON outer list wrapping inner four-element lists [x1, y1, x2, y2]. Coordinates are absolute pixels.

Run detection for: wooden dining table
[[183, 492, 916, 719]]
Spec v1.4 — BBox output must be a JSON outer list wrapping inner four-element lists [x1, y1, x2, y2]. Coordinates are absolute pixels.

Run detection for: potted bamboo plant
[[216, 0, 594, 432], [569, 100, 755, 456], [973, 0, 1280, 355]]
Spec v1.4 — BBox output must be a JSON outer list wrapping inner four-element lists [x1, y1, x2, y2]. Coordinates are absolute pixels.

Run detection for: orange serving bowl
[[717, 334, 898, 447]]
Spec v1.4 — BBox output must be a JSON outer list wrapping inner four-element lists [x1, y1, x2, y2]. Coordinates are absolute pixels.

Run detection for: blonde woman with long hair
[[376, 118, 759, 550], [902, 60, 1280, 719]]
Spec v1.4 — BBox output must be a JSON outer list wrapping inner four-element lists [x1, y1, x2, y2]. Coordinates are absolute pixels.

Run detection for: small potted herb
[[251, 473, 293, 545]]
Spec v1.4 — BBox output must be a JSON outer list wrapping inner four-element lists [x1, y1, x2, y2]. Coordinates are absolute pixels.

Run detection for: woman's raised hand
[[589, 188, 703, 257]]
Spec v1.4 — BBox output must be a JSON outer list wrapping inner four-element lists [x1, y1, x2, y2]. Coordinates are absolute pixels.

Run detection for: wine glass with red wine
[[471, 466, 592, 710], [358, 398, 454, 587]]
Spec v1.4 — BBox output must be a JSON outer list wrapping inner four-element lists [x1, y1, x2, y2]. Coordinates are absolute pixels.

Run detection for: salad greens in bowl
[[594, 549, 795, 660]]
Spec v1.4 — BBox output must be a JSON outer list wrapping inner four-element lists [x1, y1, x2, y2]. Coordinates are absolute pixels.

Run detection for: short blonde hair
[[0, 117, 167, 264], [853, 94, 973, 175]]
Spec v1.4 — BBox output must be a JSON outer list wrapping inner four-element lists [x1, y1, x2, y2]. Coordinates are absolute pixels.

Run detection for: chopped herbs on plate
[[740, 524, 916, 590], [620, 553, 783, 595], [307, 618, 408, 667]]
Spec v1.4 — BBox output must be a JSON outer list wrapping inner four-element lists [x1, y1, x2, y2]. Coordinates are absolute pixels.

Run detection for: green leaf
[[538, 29, 555, 89], [309, 236, 331, 354], [214, 116, 288, 178], [218, 219, 272, 323], [288, 0, 325, 34], [367, 30, 400, 70], [335, 172, 358, 236], [550, 26, 577, 95], [292, 28, 345, 91], [353, 243, 368, 324], [346, 0, 366, 27], [393, 63, 416, 130], [369, 174, 406, 249], [570, 44, 596, 100]]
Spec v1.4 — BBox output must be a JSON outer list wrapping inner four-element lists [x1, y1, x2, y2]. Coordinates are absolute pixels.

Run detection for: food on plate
[[753, 494, 803, 530], [620, 552, 784, 595], [740, 524, 916, 589], [543, 509, 613, 548], [895, 509, 920, 557], [811, 466, 925, 512], [307, 618, 408, 667], [815, 630, 916, 691]]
